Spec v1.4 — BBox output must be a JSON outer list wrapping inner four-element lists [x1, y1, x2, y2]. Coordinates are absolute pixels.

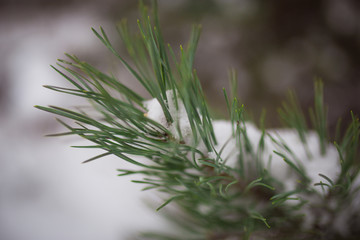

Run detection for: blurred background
[[1, 0, 359, 239]]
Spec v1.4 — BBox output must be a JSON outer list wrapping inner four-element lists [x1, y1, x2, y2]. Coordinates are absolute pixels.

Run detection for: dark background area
[[0, 0, 359, 239], [1, 0, 360, 128]]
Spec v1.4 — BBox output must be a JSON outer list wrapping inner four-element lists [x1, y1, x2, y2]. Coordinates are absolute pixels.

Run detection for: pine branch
[[36, 1, 360, 239]]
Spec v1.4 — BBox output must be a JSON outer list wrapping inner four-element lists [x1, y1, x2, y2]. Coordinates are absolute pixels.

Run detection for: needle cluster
[[36, 1, 360, 239]]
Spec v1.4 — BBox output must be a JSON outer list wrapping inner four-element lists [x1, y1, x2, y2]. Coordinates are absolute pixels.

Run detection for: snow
[[144, 90, 192, 144], [212, 122, 340, 192], [144, 94, 340, 193], [143, 93, 349, 233], [0, 8, 169, 240], [266, 129, 340, 191]]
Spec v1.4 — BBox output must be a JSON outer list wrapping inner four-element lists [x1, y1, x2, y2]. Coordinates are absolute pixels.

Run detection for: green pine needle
[[36, 1, 360, 239]]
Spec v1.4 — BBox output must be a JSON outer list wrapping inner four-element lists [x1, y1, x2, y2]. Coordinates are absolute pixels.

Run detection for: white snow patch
[[142, 93, 359, 235], [144, 91, 192, 144], [266, 129, 340, 191], [144, 93, 340, 192]]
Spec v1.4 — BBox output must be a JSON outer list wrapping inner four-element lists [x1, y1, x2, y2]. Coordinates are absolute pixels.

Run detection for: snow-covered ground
[[0, 6, 168, 240]]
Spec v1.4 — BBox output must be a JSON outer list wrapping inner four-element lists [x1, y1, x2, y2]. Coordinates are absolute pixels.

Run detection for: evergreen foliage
[[36, 1, 360, 239]]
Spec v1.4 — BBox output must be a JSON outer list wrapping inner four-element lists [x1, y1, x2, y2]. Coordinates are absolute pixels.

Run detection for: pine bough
[[36, 2, 360, 239]]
